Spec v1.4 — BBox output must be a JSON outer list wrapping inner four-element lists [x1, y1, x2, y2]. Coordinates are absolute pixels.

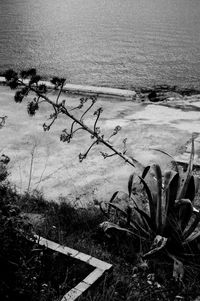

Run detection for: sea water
[[0, 0, 200, 89]]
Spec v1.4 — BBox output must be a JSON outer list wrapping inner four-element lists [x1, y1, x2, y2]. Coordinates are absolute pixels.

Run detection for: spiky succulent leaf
[[194, 175, 200, 194], [99, 191, 119, 218], [107, 202, 149, 237], [150, 148, 179, 172], [185, 176, 195, 202], [134, 206, 156, 233], [99, 221, 147, 241], [184, 229, 200, 243], [175, 199, 193, 232], [128, 174, 134, 198], [141, 166, 150, 180], [183, 209, 200, 240], [163, 171, 179, 232], [107, 191, 119, 217], [152, 164, 162, 233], [143, 235, 168, 258], [136, 174, 156, 229], [177, 137, 194, 200]]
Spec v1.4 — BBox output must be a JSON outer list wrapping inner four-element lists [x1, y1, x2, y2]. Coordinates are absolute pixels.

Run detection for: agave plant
[[100, 137, 200, 264]]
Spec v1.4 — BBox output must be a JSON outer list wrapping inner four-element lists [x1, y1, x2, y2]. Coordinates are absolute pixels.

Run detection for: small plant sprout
[[4, 69, 138, 168]]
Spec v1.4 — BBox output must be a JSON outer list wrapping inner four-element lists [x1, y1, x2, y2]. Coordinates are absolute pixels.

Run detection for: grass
[[1, 181, 200, 300], [6, 186, 200, 300]]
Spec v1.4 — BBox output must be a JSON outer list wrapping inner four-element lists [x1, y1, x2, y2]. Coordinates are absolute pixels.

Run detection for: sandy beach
[[0, 85, 200, 203]]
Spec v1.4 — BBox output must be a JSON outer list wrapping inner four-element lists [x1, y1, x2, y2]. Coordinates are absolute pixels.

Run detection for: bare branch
[[100, 152, 118, 159], [56, 80, 65, 105], [80, 97, 96, 121], [107, 125, 121, 141], [79, 140, 98, 162], [93, 107, 103, 132], [6, 73, 136, 169]]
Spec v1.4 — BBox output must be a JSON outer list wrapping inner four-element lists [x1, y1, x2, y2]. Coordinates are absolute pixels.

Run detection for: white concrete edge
[[35, 235, 113, 301], [0, 76, 136, 100]]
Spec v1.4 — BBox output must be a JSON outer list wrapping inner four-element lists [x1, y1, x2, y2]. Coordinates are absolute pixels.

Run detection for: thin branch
[[43, 115, 57, 131], [100, 152, 118, 159], [27, 144, 36, 193], [16, 81, 136, 169], [80, 100, 95, 121], [56, 81, 65, 104], [70, 120, 76, 135], [72, 127, 84, 135], [79, 140, 98, 162], [93, 110, 101, 132], [35, 155, 49, 190]]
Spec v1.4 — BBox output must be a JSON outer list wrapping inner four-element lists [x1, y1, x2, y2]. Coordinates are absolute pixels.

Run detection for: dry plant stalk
[[4, 69, 137, 169]]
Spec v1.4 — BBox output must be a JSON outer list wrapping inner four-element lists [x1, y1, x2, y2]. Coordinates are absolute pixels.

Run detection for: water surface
[[0, 0, 200, 89]]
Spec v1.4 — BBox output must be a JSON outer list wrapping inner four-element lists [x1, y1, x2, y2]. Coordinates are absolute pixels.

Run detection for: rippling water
[[0, 0, 200, 89]]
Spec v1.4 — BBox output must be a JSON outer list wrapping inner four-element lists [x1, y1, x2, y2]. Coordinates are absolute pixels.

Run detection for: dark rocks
[[148, 91, 160, 102]]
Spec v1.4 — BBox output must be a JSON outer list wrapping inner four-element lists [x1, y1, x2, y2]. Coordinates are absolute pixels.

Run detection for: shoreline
[[1, 73, 200, 99]]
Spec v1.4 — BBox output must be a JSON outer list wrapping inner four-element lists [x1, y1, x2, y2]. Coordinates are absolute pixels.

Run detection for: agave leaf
[[99, 221, 147, 241], [106, 202, 149, 237], [163, 171, 179, 231], [175, 199, 193, 232], [143, 235, 168, 258], [152, 164, 163, 233], [177, 137, 194, 200], [185, 176, 195, 202], [130, 192, 153, 232], [106, 202, 128, 218], [137, 174, 156, 229], [129, 156, 145, 171], [184, 229, 200, 243], [128, 174, 134, 198], [183, 209, 200, 240], [141, 166, 151, 180], [164, 214, 183, 244], [194, 175, 200, 194], [134, 206, 156, 233], [107, 190, 120, 217], [99, 191, 119, 218], [163, 170, 179, 207], [150, 148, 179, 172]]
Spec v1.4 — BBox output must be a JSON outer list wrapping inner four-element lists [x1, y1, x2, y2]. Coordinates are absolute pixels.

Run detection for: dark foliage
[[9, 78, 19, 89], [27, 100, 39, 116], [29, 75, 41, 85], [14, 91, 24, 103], [26, 68, 37, 77], [50, 77, 66, 88], [38, 84, 47, 94], [3, 69, 18, 81]]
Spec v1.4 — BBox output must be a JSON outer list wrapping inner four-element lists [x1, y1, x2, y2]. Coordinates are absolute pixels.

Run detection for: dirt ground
[[0, 86, 200, 204]]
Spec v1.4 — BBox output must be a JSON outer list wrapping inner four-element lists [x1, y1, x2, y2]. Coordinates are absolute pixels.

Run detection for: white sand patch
[[126, 105, 200, 133], [0, 86, 200, 203]]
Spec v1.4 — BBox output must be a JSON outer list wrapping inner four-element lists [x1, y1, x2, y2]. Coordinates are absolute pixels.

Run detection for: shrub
[[100, 137, 200, 278]]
